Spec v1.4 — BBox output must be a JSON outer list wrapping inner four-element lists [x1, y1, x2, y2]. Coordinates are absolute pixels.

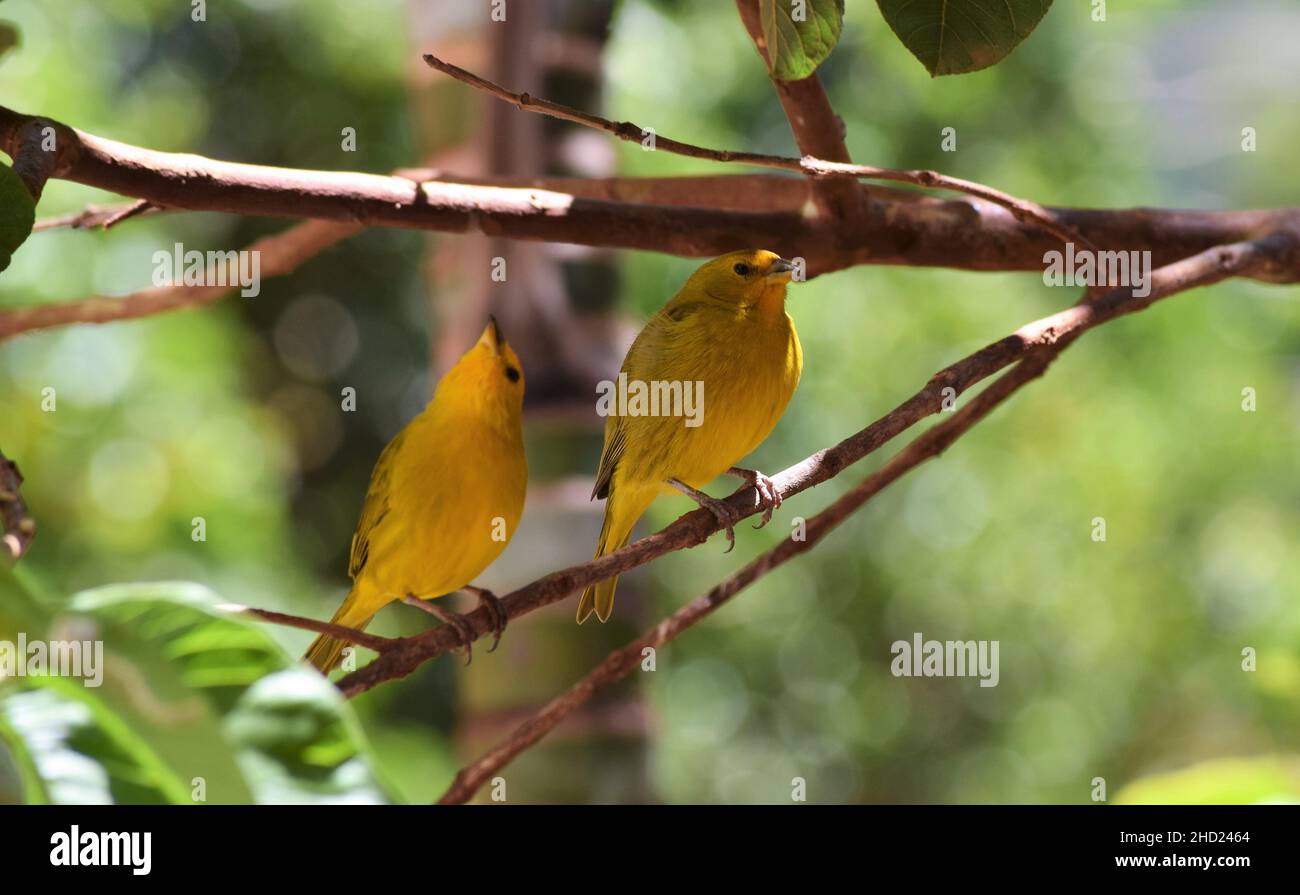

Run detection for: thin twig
[[34, 202, 163, 231], [421, 53, 1092, 252], [338, 235, 1282, 699], [434, 235, 1277, 803], [215, 603, 398, 652], [100, 198, 158, 229], [0, 219, 359, 341]]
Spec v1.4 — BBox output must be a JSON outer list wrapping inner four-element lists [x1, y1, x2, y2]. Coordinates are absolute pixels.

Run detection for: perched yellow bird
[[305, 317, 528, 673], [578, 249, 802, 624]]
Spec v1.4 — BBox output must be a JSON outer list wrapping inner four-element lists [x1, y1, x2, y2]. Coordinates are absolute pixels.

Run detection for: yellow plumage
[[578, 250, 803, 623], [305, 318, 528, 672]]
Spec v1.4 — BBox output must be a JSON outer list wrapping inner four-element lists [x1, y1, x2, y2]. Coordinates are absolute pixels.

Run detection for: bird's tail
[[577, 488, 653, 624], [304, 585, 377, 674]]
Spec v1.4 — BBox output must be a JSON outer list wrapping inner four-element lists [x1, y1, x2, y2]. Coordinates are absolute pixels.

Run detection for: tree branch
[[433, 234, 1280, 803], [4, 104, 1296, 285], [336, 234, 1287, 700], [733, 0, 864, 221], [419, 53, 1088, 251], [215, 603, 399, 652], [0, 450, 35, 564], [1, 117, 72, 202], [0, 219, 358, 341]]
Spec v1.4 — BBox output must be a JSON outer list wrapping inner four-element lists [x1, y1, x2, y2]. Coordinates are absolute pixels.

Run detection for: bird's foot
[[403, 594, 476, 665], [461, 585, 507, 653], [728, 466, 782, 529], [668, 478, 740, 553]]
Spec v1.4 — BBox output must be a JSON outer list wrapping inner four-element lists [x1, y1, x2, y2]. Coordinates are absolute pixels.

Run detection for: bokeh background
[[1, 0, 1298, 804]]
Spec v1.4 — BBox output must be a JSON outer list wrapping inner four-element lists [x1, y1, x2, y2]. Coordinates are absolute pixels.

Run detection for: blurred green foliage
[[1, 0, 1298, 804]]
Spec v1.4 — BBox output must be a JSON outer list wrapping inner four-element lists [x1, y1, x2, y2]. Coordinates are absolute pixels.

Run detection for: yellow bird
[[305, 317, 528, 673], [578, 249, 802, 624]]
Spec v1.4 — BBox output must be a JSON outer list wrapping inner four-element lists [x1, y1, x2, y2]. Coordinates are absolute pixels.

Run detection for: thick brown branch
[[338, 234, 1284, 699], [3, 105, 1296, 282], [1, 117, 73, 202], [0, 450, 35, 563], [434, 235, 1279, 803]]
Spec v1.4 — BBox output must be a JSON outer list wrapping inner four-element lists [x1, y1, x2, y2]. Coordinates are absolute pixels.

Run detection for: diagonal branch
[[436, 345, 1065, 804], [0, 219, 359, 341], [334, 234, 1286, 699], [433, 234, 1282, 803]]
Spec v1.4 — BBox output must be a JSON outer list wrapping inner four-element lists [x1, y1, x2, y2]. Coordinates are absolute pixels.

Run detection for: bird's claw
[[700, 495, 740, 553], [668, 478, 740, 552], [462, 585, 507, 653], [403, 594, 476, 665], [729, 467, 782, 529]]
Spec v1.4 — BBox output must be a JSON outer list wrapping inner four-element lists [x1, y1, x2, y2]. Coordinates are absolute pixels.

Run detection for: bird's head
[[438, 316, 525, 433], [681, 249, 797, 311]]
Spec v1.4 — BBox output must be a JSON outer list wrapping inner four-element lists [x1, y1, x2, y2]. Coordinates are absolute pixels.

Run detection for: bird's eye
[[505, 366, 521, 383], [733, 263, 751, 276]]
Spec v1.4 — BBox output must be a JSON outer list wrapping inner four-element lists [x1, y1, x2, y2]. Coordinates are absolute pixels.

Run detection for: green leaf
[[68, 582, 392, 804], [0, 580, 394, 804], [0, 161, 35, 273], [0, 719, 44, 804], [759, 0, 844, 81], [71, 582, 286, 714], [225, 669, 391, 804], [0, 677, 191, 804], [875, 0, 1054, 77]]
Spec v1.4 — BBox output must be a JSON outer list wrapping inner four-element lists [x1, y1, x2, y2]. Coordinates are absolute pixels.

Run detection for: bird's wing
[[592, 304, 707, 500], [592, 416, 626, 500], [348, 428, 408, 579]]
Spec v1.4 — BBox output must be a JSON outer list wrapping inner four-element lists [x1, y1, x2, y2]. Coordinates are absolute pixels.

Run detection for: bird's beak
[[766, 257, 796, 283], [479, 315, 506, 354]]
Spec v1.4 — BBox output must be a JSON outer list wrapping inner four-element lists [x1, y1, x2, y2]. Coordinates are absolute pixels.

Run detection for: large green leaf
[[0, 677, 191, 804], [759, 0, 844, 81], [0, 161, 35, 273], [0, 580, 394, 804], [876, 0, 1053, 77], [225, 669, 391, 804], [71, 582, 286, 714]]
